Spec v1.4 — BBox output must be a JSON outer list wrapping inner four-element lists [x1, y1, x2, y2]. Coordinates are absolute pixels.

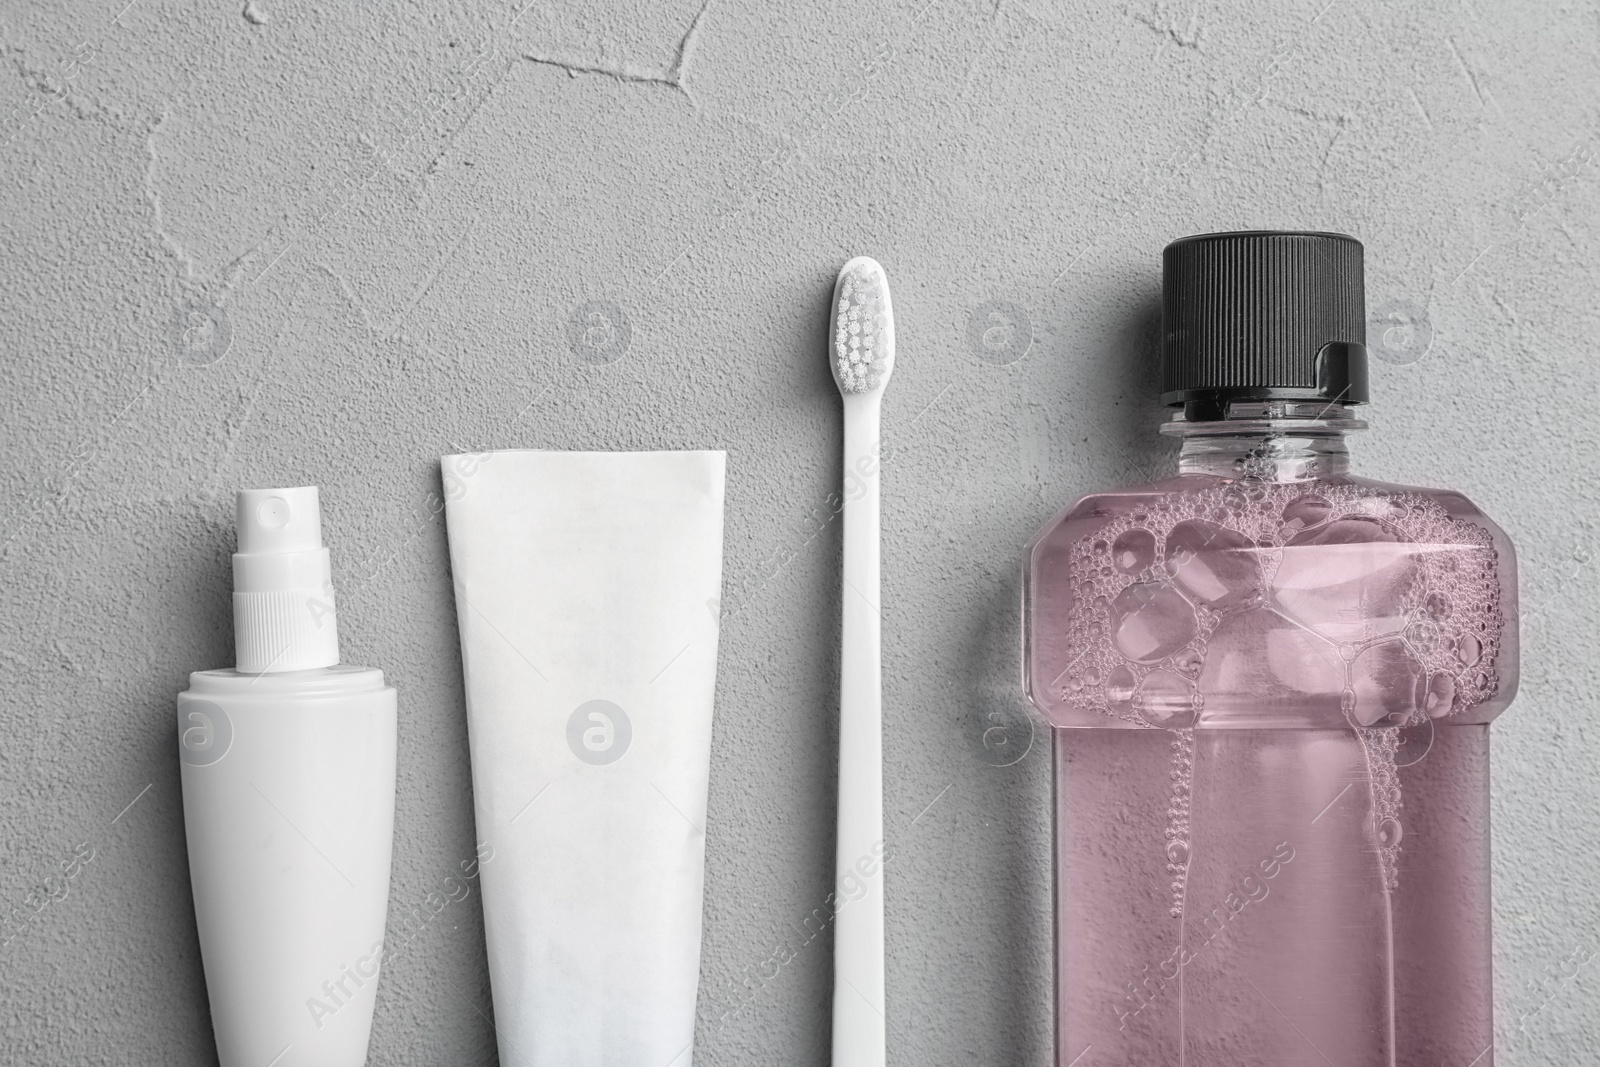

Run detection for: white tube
[[442, 450, 726, 1067], [179, 487, 398, 1067]]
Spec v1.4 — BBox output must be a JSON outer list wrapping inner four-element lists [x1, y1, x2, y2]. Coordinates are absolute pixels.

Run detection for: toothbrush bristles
[[833, 261, 892, 394]]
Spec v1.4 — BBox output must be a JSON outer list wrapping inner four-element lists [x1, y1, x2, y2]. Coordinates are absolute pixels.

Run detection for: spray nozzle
[[232, 486, 340, 673], [237, 487, 324, 555]]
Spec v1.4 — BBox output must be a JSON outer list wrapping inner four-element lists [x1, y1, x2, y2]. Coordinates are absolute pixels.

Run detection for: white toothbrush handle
[[834, 393, 886, 1067]]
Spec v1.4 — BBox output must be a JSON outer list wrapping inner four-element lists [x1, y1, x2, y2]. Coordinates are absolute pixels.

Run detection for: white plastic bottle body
[[179, 665, 397, 1067]]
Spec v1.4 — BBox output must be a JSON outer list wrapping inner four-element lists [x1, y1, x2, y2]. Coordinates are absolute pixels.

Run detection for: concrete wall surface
[[1, 0, 1596, 1063]]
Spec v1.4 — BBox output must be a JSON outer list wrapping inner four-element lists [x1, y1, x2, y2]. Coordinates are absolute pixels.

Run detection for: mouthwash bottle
[[1024, 231, 1518, 1066]]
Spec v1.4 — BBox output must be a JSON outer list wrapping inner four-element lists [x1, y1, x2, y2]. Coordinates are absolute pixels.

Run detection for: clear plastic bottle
[[1024, 232, 1518, 1066]]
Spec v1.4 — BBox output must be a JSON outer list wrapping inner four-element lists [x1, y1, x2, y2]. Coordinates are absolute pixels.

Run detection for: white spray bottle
[[178, 486, 397, 1067]]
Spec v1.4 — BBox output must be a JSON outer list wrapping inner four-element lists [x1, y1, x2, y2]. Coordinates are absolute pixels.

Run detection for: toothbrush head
[[830, 256, 895, 396]]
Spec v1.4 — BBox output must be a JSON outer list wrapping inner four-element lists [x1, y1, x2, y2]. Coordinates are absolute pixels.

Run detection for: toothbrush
[[829, 256, 894, 1067]]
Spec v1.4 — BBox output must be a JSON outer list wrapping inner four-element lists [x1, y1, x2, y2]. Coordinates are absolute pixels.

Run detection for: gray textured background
[[1, 0, 1597, 1063]]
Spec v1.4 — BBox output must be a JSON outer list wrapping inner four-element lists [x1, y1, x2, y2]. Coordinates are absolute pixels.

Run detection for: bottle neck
[[1162, 400, 1363, 482]]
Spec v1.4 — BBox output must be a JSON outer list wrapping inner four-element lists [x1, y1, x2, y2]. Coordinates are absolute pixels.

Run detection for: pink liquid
[[1025, 472, 1517, 1066]]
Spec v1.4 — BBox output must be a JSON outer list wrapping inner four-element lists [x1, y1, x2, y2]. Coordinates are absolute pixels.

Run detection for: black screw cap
[[1161, 230, 1369, 416]]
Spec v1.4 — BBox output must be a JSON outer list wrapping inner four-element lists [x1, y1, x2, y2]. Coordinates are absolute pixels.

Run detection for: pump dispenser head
[[232, 486, 340, 673]]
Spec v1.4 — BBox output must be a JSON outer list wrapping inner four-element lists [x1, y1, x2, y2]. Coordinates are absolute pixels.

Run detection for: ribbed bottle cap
[[1161, 230, 1369, 416], [232, 486, 340, 673]]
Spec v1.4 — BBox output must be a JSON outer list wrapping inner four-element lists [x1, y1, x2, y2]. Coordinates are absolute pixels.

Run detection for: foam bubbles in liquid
[[1055, 481, 1507, 896]]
